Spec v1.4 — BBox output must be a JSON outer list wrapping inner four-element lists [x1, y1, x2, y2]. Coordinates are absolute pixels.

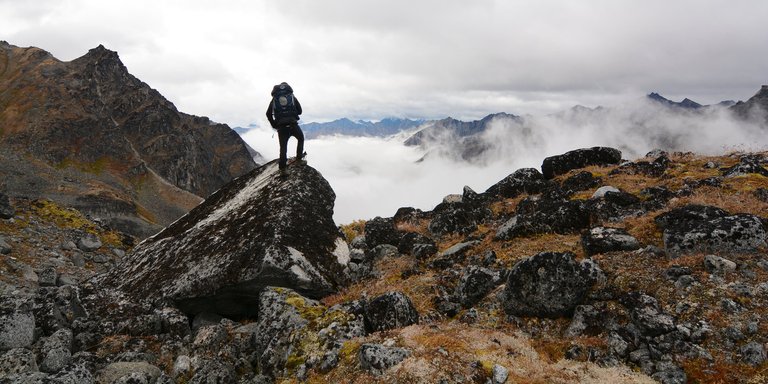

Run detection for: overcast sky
[[2, 0, 767, 127]]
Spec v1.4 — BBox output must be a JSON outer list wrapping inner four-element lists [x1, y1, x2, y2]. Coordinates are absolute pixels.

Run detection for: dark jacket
[[266, 83, 302, 128]]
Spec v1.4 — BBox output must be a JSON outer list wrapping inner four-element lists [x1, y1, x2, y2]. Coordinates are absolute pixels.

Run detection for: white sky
[[2, 0, 767, 127]]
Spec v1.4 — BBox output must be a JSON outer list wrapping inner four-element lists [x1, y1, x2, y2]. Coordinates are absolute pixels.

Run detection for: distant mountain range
[[300, 117, 426, 139]]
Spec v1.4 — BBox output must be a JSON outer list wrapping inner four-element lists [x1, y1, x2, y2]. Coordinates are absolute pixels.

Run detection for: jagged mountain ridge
[[300, 117, 426, 139], [0, 41, 257, 236]]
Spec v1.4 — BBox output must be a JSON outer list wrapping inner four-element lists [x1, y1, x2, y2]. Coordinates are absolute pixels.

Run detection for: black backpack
[[272, 83, 299, 125]]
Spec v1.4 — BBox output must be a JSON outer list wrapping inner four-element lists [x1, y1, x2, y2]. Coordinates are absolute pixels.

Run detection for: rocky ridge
[[0, 41, 257, 237], [0, 147, 767, 383]]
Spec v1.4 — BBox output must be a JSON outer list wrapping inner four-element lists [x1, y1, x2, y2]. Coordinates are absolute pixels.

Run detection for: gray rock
[[57, 274, 78, 287], [703, 255, 737, 275], [591, 186, 620, 199], [112, 248, 126, 258], [70, 253, 85, 268], [188, 358, 235, 383], [440, 240, 480, 260], [40, 328, 73, 373], [49, 362, 95, 384], [365, 216, 401, 248], [193, 324, 227, 350], [581, 226, 641, 256], [76, 234, 102, 252], [98, 162, 351, 318], [651, 361, 687, 384], [38, 266, 58, 287], [0, 193, 14, 219], [503, 252, 602, 318], [656, 205, 767, 254], [0, 348, 38, 376], [252, 287, 316, 377], [492, 364, 509, 384], [61, 241, 78, 251], [97, 362, 162, 384], [0, 308, 35, 351], [740, 341, 767, 366], [371, 244, 398, 259], [364, 291, 419, 332], [358, 343, 410, 376], [0, 237, 11, 255], [455, 265, 501, 308], [172, 355, 192, 379], [485, 168, 553, 199], [624, 293, 675, 336]]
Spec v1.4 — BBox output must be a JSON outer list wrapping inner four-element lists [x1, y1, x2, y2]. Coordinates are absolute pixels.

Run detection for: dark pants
[[277, 123, 304, 169]]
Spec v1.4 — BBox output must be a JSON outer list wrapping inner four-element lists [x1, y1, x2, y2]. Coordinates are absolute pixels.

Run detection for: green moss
[[32, 199, 96, 232], [285, 353, 306, 370], [338, 340, 361, 362]]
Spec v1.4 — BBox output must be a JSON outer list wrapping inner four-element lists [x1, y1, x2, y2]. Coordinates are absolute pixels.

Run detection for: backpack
[[272, 83, 299, 125]]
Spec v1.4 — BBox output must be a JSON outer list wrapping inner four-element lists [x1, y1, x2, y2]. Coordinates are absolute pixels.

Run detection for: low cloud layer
[[244, 100, 766, 224]]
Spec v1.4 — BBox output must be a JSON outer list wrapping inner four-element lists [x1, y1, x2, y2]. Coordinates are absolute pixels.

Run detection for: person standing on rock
[[266, 82, 305, 171]]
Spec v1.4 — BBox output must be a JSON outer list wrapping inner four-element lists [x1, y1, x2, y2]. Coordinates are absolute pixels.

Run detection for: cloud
[[243, 100, 767, 224]]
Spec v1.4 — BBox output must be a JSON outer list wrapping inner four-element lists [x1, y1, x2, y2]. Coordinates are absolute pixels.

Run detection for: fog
[[242, 99, 767, 224]]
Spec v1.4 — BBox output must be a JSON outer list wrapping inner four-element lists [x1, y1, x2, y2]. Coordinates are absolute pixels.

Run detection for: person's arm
[[294, 97, 302, 116], [265, 102, 276, 128]]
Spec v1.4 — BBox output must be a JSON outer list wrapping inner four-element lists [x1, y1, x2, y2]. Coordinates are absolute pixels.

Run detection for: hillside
[[0, 41, 257, 236], [1, 147, 766, 383]]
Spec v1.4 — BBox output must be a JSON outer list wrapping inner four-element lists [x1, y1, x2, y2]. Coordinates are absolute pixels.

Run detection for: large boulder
[[484, 168, 554, 198], [495, 197, 590, 240], [98, 161, 351, 317], [358, 344, 410, 376], [364, 216, 401, 248], [364, 292, 419, 333], [541, 147, 622, 179], [655, 205, 767, 254], [502, 252, 603, 318], [0, 297, 35, 351]]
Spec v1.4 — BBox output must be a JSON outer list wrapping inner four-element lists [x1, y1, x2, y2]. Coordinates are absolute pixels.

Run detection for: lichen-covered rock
[[455, 266, 501, 308], [364, 216, 400, 248], [96, 362, 162, 384], [252, 287, 315, 377], [541, 147, 622, 179], [495, 199, 590, 240], [657, 205, 767, 254], [358, 343, 410, 376], [502, 252, 602, 318], [721, 155, 768, 177], [703, 255, 737, 275], [428, 200, 490, 237], [581, 227, 641, 256], [397, 232, 435, 256], [0, 237, 11, 255], [0, 298, 35, 351], [99, 161, 350, 317], [561, 171, 601, 194], [40, 328, 73, 373], [0, 348, 38, 376], [740, 341, 767, 366], [364, 292, 419, 332], [621, 293, 675, 337], [484, 168, 553, 198]]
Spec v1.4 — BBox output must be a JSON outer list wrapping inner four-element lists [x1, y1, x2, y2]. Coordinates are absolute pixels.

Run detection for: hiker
[[266, 82, 305, 170]]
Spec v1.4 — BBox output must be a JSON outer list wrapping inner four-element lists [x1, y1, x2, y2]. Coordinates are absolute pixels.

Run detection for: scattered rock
[[38, 266, 58, 287], [365, 216, 400, 248], [96, 361, 162, 384], [455, 265, 501, 308], [0, 348, 38, 376], [591, 186, 620, 199], [622, 293, 675, 336], [364, 292, 419, 332], [0, 301, 35, 351], [502, 252, 603, 318], [485, 168, 553, 198], [358, 343, 410, 376], [581, 227, 641, 256], [611, 155, 671, 177], [0, 237, 10, 255], [76, 234, 102, 252], [496, 199, 590, 240], [541, 147, 622, 179], [561, 171, 601, 194], [397, 232, 435, 256], [721, 156, 768, 177], [740, 341, 767, 366], [0, 193, 15, 219], [703, 255, 737, 275]]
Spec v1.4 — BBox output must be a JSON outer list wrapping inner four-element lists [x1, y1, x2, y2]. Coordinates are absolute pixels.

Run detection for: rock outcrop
[[541, 147, 623, 179], [99, 161, 351, 317]]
